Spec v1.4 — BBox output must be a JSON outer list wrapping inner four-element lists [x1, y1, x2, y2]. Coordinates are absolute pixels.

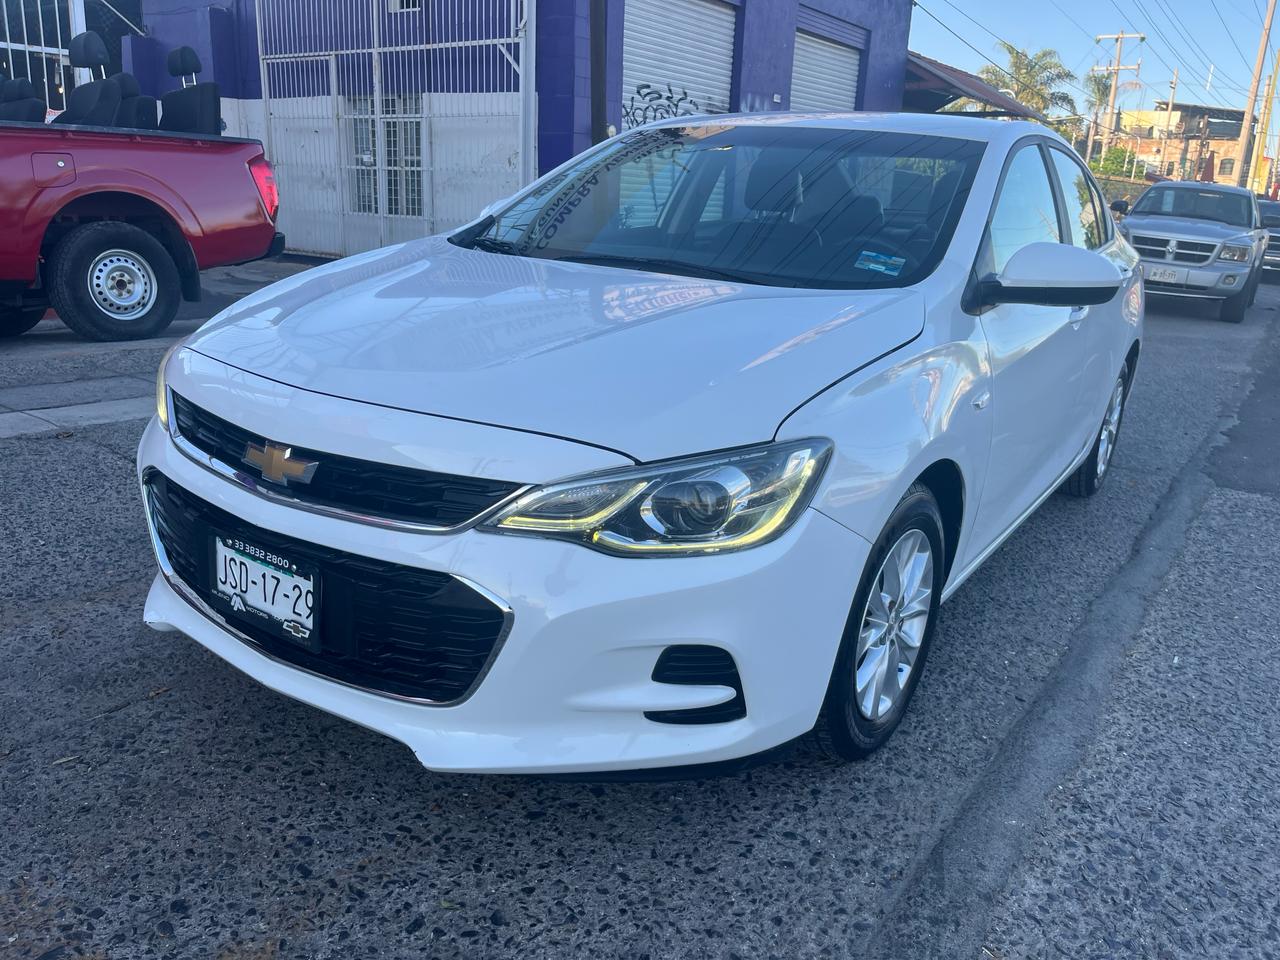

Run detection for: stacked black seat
[[158, 46, 221, 136], [111, 72, 157, 130], [0, 78, 46, 123], [51, 32, 120, 126]]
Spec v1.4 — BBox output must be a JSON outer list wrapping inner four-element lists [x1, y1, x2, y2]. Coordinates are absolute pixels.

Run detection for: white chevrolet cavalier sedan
[[139, 114, 1143, 774]]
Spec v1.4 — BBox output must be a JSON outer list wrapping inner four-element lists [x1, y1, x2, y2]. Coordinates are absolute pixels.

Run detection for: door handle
[[1069, 305, 1089, 327]]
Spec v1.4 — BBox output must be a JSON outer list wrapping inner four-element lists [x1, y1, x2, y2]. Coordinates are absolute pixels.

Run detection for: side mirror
[[1110, 199, 1130, 216], [980, 242, 1123, 308]]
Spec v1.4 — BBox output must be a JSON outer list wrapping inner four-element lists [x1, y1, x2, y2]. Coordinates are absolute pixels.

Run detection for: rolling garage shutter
[[622, 0, 736, 129], [790, 31, 862, 112]]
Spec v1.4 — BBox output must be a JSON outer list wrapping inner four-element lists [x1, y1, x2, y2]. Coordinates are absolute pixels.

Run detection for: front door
[[973, 142, 1090, 544]]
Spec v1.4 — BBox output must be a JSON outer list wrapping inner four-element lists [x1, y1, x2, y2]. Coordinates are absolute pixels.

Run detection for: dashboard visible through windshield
[[1131, 186, 1254, 227], [452, 124, 986, 289]]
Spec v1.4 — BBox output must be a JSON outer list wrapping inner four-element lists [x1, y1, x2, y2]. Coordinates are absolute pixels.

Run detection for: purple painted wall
[[120, 0, 909, 175], [123, 0, 260, 99], [536, 0, 912, 172]]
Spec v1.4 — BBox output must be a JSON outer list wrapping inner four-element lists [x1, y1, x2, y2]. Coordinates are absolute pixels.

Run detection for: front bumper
[[136, 415, 866, 774], [1138, 258, 1252, 299]]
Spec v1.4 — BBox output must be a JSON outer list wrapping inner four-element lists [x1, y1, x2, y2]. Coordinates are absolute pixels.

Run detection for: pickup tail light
[[249, 156, 279, 222]]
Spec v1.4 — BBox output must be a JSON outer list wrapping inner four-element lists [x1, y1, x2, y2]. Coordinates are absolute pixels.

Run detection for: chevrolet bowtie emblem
[[242, 440, 319, 486]]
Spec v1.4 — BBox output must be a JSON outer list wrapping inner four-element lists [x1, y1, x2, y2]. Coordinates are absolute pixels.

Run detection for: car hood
[[187, 237, 924, 462], [1121, 214, 1253, 243]]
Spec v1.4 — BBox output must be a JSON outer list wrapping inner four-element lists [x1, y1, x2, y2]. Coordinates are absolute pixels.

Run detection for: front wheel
[[1065, 363, 1129, 498], [0, 305, 46, 338], [47, 221, 181, 341], [1220, 281, 1252, 323], [813, 484, 945, 761]]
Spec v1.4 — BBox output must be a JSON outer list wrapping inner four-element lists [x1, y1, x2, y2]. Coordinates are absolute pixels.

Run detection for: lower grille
[[144, 470, 510, 702], [1144, 279, 1212, 293], [645, 645, 746, 724]]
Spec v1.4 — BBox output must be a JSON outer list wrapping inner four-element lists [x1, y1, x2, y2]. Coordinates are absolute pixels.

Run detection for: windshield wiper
[[448, 212, 522, 253], [469, 236, 522, 255], [550, 253, 777, 286]]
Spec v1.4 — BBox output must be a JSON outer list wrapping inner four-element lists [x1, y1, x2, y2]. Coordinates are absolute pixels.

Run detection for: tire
[[1220, 282, 1251, 323], [1065, 362, 1129, 498], [47, 221, 181, 341], [0, 305, 46, 339], [813, 483, 946, 761]]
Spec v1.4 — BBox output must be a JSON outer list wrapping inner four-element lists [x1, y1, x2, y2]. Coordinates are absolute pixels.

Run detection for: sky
[[908, 0, 1277, 120]]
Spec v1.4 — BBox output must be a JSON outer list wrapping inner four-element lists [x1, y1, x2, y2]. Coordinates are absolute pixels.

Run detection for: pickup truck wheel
[[48, 222, 180, 341], [0, 305, 46, 338], [1220, 285, 1249, 323]]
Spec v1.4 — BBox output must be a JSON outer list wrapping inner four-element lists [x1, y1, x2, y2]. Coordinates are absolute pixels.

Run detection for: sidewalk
[[0, 255, 327, 438]]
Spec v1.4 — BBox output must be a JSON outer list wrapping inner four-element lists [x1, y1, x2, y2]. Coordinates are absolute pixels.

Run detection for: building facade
[[54, 0, 911, 256]]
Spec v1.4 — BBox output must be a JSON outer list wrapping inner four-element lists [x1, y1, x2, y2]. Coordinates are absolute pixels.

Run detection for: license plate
[[213, 536, 318, 647], [1144, 264, 1183, 284]]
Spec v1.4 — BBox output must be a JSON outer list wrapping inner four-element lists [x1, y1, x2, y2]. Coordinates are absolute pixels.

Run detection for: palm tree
[[975, 42, 1078, 117], [1083, 71, 1112, 164]]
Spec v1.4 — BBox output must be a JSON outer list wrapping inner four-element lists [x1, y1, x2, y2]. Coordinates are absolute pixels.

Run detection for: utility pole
[[1157, 69, 1178, 179], [1235, 0, 1278, 187], [1094, 32, 1145, 160], [1249, 55, 1279, 192]]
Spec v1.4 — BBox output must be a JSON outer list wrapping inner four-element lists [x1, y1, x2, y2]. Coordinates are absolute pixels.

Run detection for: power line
[[1045, 0, 1098, 43], [1210, 0, 1262, 72]]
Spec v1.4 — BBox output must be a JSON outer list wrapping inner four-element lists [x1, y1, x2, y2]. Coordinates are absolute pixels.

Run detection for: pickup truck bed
[[0, 120, 282, 340]]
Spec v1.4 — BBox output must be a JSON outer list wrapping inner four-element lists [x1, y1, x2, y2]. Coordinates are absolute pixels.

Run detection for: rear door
[[972, 141, 1091, 543]]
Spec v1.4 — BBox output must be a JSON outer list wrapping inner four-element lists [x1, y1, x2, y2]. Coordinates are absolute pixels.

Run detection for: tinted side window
[[1049, 148, 1104, 249], [989, 145, 1061, 272]]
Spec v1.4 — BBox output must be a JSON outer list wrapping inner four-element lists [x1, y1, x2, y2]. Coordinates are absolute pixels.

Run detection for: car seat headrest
[[167, 46, 203, 78], [68, 31, 110, 69]]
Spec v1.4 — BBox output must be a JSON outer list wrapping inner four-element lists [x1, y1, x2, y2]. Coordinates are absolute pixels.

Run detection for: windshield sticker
[[854, 250, 907, 277]]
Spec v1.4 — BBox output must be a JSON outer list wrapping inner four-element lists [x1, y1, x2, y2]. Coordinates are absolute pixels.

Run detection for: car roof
[[644, 111, 1061, 149], [1145, 179, 1254, 197]]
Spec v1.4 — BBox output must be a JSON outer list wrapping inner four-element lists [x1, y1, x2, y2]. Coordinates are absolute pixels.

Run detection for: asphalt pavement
[[1, 280, 1278, 960]]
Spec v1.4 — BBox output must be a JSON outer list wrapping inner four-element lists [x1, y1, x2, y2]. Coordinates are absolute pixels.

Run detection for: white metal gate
[[256, 0, 536, 258], [790, 31, 861, 112], [1, 0, 91, 115], [621, 0, 735, 129]]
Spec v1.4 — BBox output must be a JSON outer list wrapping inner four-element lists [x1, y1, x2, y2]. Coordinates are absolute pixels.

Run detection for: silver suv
[[1113, 181, 1265, 322], [1260, 199, 1280, 279]]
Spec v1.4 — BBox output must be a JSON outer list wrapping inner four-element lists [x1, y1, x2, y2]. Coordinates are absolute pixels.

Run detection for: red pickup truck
[[0, 121, 283, 341]]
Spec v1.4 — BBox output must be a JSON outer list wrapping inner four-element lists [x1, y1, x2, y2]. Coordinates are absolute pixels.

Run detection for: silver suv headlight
[[1219, 244, 1252, 262], [480, 438, 833, 556]]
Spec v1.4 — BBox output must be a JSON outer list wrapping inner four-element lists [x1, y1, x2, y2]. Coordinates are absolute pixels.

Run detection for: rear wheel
[[47, 221, 180, 341], [1065, 363, 1129, 498], [0, 305, 46, 338], [814, 484, 945, 761]]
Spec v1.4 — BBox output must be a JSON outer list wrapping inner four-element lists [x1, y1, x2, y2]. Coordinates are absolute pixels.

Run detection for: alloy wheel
[[1096, 375, 1126, 480], [854, 528, 934, 721]]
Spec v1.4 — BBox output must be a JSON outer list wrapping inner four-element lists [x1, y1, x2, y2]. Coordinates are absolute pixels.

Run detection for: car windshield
[[1131, 186, 1253, 226], [453, 124, 986, 289], [1260, 200, 1280, 223]]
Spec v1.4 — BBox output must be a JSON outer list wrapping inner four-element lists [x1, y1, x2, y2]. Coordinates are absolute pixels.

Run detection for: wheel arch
[[911, 459, 964, 581], [1123, 338, 1140, 390], [40, 191, 201, 302]]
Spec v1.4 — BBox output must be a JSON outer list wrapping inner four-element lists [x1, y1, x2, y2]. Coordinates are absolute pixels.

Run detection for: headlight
[[481, 438, 832, 556], [155, 342, 182, 430], [1219, 244, 1252, 262]]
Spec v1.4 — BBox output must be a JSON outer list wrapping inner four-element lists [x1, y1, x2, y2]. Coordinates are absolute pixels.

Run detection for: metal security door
[[621, 0, 735, 129], [790, 31, 861, 112], [257, 0, 535, 258]]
